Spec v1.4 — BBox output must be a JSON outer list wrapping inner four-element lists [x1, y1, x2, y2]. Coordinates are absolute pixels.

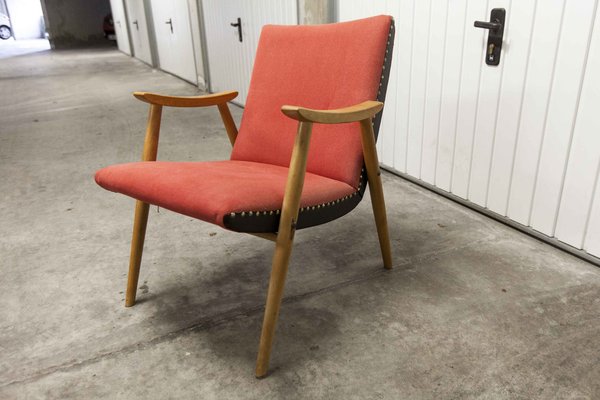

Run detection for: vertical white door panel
[[405, 0, 432, 178], [581, 10, 600, 256], [529, 0, 597, 236], [378, 0, 400, 167], [125, 0, 152, 65], [486, 0, 537, 215], [392, 0, 415, 174], [202, 0, 297, 105], [555, 7, 600, 247], [149, 0, 198, 84], [338, 0, 600, 259], [420, 0, 449, 185], [584, 172, 600, 255], [110, 0, 131, 55], [451, 0, 487, 199], [506, 0, 565, 225], [435, 0, 468, 192], [468, 0, 510, 206]]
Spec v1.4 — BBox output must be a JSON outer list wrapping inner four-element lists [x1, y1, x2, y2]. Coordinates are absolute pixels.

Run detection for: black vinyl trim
[[223, 190, 364, 233]]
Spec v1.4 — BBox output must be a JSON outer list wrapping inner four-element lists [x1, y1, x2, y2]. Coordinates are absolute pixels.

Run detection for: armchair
[[95, 15, 395, 378]]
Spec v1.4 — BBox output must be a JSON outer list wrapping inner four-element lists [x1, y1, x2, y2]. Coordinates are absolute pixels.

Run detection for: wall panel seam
[[582, 159, 600, 249], [404, 0, 417, 172], [526, 0, 567, 227], [419, 0, 434, 179], [505, 0, 538, 217], [433, 0, 451, 185], [465, 0, 490, 198], [484, 0, 512, 208], [448, 0, 470, 192]]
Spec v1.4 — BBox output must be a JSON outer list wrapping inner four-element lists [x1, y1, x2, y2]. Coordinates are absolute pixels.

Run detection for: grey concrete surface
[[0, 48, 599, 399], [0, 39, 50, 59]]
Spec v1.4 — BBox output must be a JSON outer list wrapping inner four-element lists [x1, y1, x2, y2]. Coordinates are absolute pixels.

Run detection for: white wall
[[338, 0, 600, 258], [5, 0, 44, 39]]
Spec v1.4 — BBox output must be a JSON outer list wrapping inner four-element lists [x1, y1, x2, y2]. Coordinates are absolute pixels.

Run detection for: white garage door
[[202, 0, 297, 105], [110, 0, 131, 55], [339, 0, 600, 258], [149, 0, 198, 84], [124, 0, 153, 65]]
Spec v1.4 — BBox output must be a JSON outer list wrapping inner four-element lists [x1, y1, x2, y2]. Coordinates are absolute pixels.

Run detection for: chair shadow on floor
[[133, 213, 397, 377]]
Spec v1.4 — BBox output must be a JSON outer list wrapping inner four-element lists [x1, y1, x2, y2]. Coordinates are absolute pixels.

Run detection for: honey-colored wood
[[133, 90, 239, 147], [255, 121, 314, 378], [140, 104, 162, 161], [126, 201, 150, 307], [359, 118, 392, 269], [281, 100, 383, 124], [125, 104, 162, 307], [217, 103, 238, 146], [133, 90, 238, 108]]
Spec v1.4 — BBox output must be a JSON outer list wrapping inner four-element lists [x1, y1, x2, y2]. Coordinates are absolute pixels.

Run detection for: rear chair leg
[[360, 119, 393, 269], [125, 200, 150, 307]]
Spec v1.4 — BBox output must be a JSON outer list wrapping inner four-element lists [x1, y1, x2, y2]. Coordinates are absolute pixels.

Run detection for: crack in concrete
[[0, 237, 493, 388]]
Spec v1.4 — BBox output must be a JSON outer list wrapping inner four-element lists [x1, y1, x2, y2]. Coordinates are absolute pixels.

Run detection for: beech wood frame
[[125, 91, 392, 378]]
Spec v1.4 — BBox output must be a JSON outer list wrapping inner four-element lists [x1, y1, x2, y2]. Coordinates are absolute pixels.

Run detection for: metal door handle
[[230, 17, 242, 42], [165, 18, 173, 33], [474, 20, 502, 31], [474, 8, 506, 66]]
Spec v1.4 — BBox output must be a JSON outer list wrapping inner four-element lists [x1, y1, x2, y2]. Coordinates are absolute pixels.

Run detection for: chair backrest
[[231, 16, 393, 189]]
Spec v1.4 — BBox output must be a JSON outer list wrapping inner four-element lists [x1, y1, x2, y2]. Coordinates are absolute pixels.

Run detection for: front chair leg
[[255, 230, 296, 378], [255, 121, 313, 378], [125, 200, 150, 307], [125, 104, 162, 307]]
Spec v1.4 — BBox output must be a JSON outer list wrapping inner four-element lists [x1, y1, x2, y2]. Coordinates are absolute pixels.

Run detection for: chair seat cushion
[[95, 160, 359, 232]]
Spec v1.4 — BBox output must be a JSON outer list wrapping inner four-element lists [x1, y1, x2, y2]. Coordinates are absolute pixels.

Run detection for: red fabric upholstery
[[231, 16, 392, 188], [95, 16, 392, 231], [95, 161, 355, 228]]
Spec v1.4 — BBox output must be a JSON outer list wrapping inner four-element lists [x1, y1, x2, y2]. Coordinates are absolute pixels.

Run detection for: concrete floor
[[0, 39, 51, 59], [1, 47, 599, 400]]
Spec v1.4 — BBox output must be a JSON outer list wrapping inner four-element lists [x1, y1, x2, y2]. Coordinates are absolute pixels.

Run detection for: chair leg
[[125, 200, 150, 307], [255, 121, 313, 378], [360, 119, 392, 269], [368, 174, 393, 269], [125, 104, 162, 307], [255, 233, 295, 378]]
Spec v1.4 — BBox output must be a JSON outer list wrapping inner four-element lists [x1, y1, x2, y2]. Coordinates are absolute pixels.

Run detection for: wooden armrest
[[281, 100, 383, 124], [133, 91, 238, 107]]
